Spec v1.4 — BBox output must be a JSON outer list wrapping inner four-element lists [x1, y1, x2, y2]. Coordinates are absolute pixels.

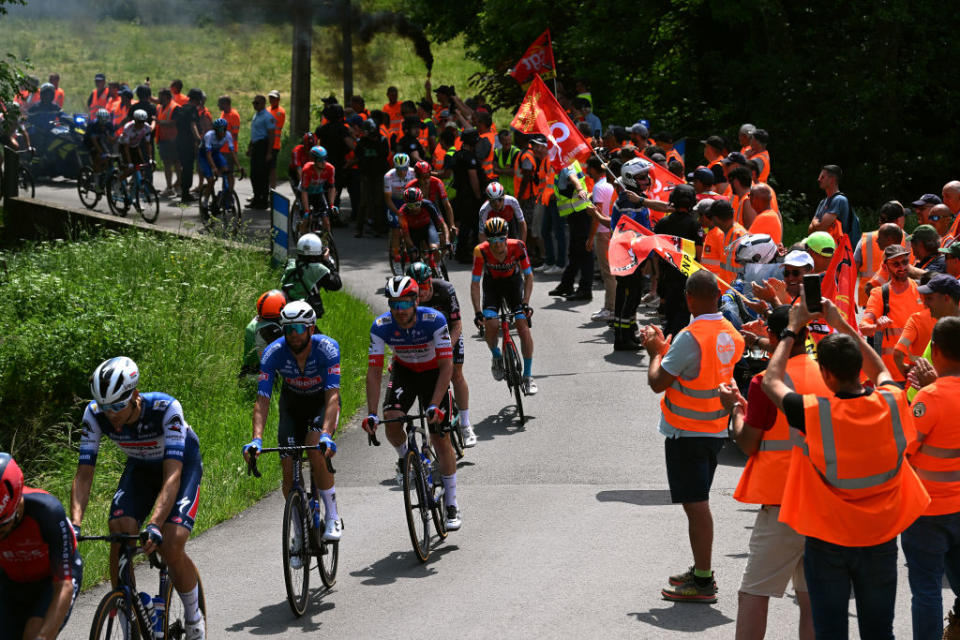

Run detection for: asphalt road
[[27, 177, 943, 638]]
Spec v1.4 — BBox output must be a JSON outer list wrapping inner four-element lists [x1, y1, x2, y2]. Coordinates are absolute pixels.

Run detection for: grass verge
[[0, 229, 372, 588]]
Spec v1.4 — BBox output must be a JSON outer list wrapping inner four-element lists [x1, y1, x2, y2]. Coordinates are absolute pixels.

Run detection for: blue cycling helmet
[[310, 145, 327, 161], [212, 117, 227, 130]]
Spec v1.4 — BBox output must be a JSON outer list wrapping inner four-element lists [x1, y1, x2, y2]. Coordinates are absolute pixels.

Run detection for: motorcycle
[[22, 112, 89, 180]]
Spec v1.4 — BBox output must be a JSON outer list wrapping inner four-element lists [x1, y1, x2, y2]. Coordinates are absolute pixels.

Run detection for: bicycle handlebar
[[77, 533, 164, 569], [245, 443, 336, 478]]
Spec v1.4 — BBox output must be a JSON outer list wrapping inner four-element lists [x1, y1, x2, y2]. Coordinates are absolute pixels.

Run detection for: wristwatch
[[779, 329, 799, 342]]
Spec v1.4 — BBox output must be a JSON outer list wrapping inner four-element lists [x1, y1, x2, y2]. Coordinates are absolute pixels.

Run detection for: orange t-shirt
[[383, 102, 403, 138], [894, 308, 934, 358], [220, 108, 241, 153], [749, 210, 783, 244], [864, 279, 924, 382], [171, 92, 188, 107]]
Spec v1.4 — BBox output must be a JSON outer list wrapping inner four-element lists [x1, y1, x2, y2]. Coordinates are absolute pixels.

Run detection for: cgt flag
[[511, 74, 591, 171], [822, 234, 858, 329], [640, 153, 685, 202], [508, 30, 556, 85], [607, 214, 654, 275]]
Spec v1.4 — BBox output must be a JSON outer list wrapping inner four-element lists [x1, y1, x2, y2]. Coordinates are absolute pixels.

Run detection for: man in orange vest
[[705, 199, 748, 289], [382, 86, 403, 141], [746, 129, 771, 183], [475, 111, 497, 182], [943, 181, 960, 241], [720, 305, 820, 639], [154, 88, 180, 196], [763, 295, 929, 638], [87, 73, 110, 119], [701, 135, 726, 170], [267, 90, 285, 189], [48, 73, 64, 108], [738, 123, 756, 154], [169, 79, 188, 107], [641, 270, 745, 603], [855, 202, 906, 305]]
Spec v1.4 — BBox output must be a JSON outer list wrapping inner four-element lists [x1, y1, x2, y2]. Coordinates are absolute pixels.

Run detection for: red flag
[[639, 153, 685, 202], [629, 234, 701, 277], [511, 75, 590, 171], [607, 215, 653, 275], [508, 30, 556, 85], [821, 235, 858, 330]]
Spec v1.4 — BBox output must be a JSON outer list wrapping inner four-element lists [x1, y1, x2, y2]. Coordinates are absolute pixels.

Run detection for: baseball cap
[[693, 198, 715, 215], [628, 122, 649, 137], [883, 244, 910, 261], [783, 250, 815, 269], [722, 151, 748, 166], [804, 232, 836, 257], [268, 90, 280, 98], [687, 167, 714, 185], [739, 123, 756, 136], [918, 273, 960, 297], [939, 243, 960, 258], [909, 224, 940, 244], [94, 73, 106, 81], [911, 194, 942, 208], [434, 85, 453, 95], [347, 114, 364, 126], [700, 135, 725, 151]]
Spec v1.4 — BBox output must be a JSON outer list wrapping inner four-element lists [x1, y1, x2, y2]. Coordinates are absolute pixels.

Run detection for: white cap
[[783, 250, 814, 269]]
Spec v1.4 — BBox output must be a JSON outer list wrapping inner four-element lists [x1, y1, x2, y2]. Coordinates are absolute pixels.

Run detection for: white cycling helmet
[[620, 157, 653, 189], [133, 109, 148, 122], [296, 233, 324, 258], [279, 300, 317, 326], [736, 233, 778, 264], [485, 182, 505, 200], [393, 153, 410, 169], [90, 357, 139, 408]]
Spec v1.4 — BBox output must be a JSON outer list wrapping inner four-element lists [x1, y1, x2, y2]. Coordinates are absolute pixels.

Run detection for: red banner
[[508, 30, 556, 85], [607, 216, 653, 275], [511, 75, 591, 171], [640, 153, 685, 202], [821, 235, 858, 329]]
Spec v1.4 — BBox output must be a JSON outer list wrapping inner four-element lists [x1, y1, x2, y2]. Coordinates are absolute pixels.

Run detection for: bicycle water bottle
[[310, 498, 321, 530], [421, 453, 433, 487], [138, 592, 155, 628], [152, 594, 165, 639]]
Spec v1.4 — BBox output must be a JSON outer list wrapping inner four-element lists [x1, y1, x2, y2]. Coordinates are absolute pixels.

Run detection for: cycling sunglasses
[[388, 299, 416, 310], [489, 236, 508, 244], [283, 323, 311, 335], [100, 397, 131, 413]]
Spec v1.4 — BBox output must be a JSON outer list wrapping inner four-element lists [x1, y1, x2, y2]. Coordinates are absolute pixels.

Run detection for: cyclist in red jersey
[[300, 145, 337, 233], [407, 160, 457, 237], [471, 217, 538, 395], [399, 186, 449, 258]]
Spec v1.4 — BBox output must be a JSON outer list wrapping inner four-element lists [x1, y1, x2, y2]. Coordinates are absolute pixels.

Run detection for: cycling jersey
[[300, 161, 335, 194], [258, 334, 341, 398], [423, 279, 461, 323], [405, 176, 448, 205], [289, 144, 309, 170], [478, 195, 525, 235], [79, 392, 199, 466], [0, 489, 80, 585], [119, 121, 152, 147], [399, 199, 444, 232], [383, 168, 413, 201], [471, 239, 532, 281], [200, 129, 234, 154], [83, 119, 114, 148], [369, 307, 452, 372]]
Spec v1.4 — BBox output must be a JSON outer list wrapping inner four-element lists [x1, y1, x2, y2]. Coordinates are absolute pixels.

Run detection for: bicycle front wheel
[[282, 490, 310, 616], [77, 167, 100, 209], [505, 341, 525, 424], [106, 175, 129, 217], [224, 190, 242, 225], [449, 400, 464, 461], [88, 589, 137, 640], [402, 450, 431, 562], [320, 229, 340, 271], [163, 560, 206, 639], [426, 446, 448, 542], [317, 536, 339, 588], [137, 181, 160, 223], [18, 166, 34, 198]]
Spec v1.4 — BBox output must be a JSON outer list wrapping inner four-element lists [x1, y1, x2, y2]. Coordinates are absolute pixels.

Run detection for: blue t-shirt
[[258, 334, 341, 398]]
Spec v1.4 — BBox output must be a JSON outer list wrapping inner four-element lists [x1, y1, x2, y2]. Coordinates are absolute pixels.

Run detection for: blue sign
[[270, 190, 290, 267]]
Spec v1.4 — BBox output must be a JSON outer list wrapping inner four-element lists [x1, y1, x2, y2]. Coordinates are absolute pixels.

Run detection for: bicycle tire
[[77, 167, 100, 209], [18, 166, 34, 198], [289, 201, 304, 245], [317, 535, 339, 588], [282, 490, 310, 616], [505, 341, 525, 424], [138, 181, 160, 223], [227, 190, 242, 226], [106, 175, 129, 217], [402, 449, 431, 563], [162, 564, 206, 639], [320, 229, 340, 271], [425, 446, 448, 542], [88, 589, 139, 640], [449, 400, 464, 461]]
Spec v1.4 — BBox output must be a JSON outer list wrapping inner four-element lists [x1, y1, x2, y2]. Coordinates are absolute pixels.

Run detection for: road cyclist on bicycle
[[384, 152, 413, 273], [407, 159, 457, 239], [198, 117, 241, 205], [83, 108, 116, 176], [0, 453, 83, 640], [472, 216, 538, 395], [287, 132, 316, 189], [70, 357, 206, 639], [478, 181, 527, 243], [298, 145, 337, 235], [280, 232, 342, 320], [117, 109, 153, 182], [398, 186, 449, 262], [362, 276, 463, 531], [243, 300, 344, 548]]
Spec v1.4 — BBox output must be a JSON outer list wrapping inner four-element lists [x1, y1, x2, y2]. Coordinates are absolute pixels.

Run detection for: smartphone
[[803, 274, 822, 313]]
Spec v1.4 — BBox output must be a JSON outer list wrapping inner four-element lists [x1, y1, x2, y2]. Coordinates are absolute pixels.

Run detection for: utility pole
[[290, 0, 313, 138], [341, 0, 353, 102]]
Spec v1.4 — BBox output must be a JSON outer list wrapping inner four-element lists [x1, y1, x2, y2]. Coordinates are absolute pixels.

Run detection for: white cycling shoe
[[523, 376, 538, 395], [461, 424, 478, 448], [185, 616, 205, 640], [444, 505, 462, 531], [323, 517, 343, 542]]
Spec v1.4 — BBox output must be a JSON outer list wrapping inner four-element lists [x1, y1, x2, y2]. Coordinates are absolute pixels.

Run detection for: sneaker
[[444, 504, 462, 531], [945, 610, 960, 639], [641, 292, 660, 307], [491, 356, 505, 381], [523, 376, 538, 395], [591, 308, 613, 322], [548, 286, 574, 296], [544, 264, 563, 275], [534, 263, 551, 273], [668, 566, 718, 588], [661, 574, 717, 604], [460, 424, 478, 448], [185, 616, 206, 640], [322, 517, 343, 542]]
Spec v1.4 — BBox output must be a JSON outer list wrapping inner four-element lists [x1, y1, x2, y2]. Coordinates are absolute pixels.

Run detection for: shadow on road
[[475, 406, 527, 441], [595, 489, 672, 506], [602, 351, 647, 368], [225, 592, 334, 635], [628, 603, 734, 631], [349, 544, 459, 586]]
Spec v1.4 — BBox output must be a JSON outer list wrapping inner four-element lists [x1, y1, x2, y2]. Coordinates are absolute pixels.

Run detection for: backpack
[[830, 191, 861, 249]]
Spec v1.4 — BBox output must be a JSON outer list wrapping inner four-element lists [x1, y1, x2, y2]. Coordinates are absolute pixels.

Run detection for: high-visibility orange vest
[[700, 227, 724, 276], [857, 231, 882, 305], [779, 388, 929, 547], [910, 377, 960, 516], [88, 87, 110, 117], [666, 148, 683, 170], [220, 108, 241, 153], [734, 354, 829, 505], [479, 130, 496, 180], [382, 102, 403, 139], [268, 105, 285, 150], [717, 223, 748, 286], [513, 149, 538, 201], [155, 102, 176, 142], [53, 88, 64, 108], [753, 149, 771, 182], [417, 120, 431, 158], [432, 143, 447, 171], [660, 316, 745, 434], [749, 209, 783, 245]]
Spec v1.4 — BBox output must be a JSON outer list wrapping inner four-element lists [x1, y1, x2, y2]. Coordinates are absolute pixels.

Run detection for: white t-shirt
[[592, 177, 616, 233]]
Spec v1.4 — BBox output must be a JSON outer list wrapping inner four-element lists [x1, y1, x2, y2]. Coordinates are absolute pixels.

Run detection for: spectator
[[246, 94, 275, 210], [944, 181, 960, 238], [130, 84, 156, 124], [474, 111, 497, 182], [48, 73, 64, 108], [492, 130, 520, 197], [585, 156, 617, 322], [658, 131, 684, 172], [574, 97, 601, 138], [628, 122, 649, 149], [942, 242, 960, 278], [170, 79, 188, 106], [382, 86, 403, 140], [928, 203, 958, 247], [267, 90, 286, 189], [911, 193, 942, 226], [747, 183, 782, 245], [517, 136, 546, 265], [316, 103, 355, 214], [451, 128, 485, 262], [746, 128, 771, 183], [354, 119, 389, 237], [689, 166, 716, 198], [911, 224, 946, 274], [738, 123, 756, 153], [803, 232, 836, 274], [894, 272, 954, 387], [155, 88, 179, 196], [655, 184, 703, 337], [350, 94, 369, 120], [218, 95, 241, 173], [809, 165, 856, 246], [394, 117, 426, 163], [856, 220, 904, 304], [703, 199, 747, 290], [549, 160, 594, 301], [701, 135, 726, 169], [172, 88, 202, 203], [87, 72, 109, 119], [728, 166, 755, 227]]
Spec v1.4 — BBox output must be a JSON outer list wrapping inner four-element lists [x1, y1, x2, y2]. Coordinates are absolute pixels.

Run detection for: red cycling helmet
[[413, 160, 431, 177], [403, 186, 423, 204], [0, 453, 24, 524], [302, 132, 317, 148], [256, 289, 287, 321]]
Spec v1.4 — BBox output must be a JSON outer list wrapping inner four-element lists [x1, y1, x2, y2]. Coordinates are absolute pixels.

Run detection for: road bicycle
[[15, 149, 34, 198], [495, 301, 532, 425], [107, 161, 160, 223], [199, 168, 243, 227], [80, 532, 206, 639], [247, 443, 338, 617], [290, 191, 341, 271], [77, 154, 121, 210]]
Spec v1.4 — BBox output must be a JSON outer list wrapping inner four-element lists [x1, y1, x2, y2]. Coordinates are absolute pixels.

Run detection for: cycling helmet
[[485, 182, 505, 200], [96, 108, 112, 123], [620, 157, 653, 189], [0, 453, 23, 524], [403, 186, 423, 204], [296, 233, 324, 258], [384, 275, 419, 299], [393, 153, 410, 169], [484, 216, 509, 238], [279, 300, 317, 327], [256, 289, 286, 321], [133, 109, 148, 122], [39, 82, 55, 96], [413, 160, 431, 177], [361, 119, 377, 134], [736, 234, 778, 264], [90, 357, 139, 408], [310, 145, 327, 161], [405, 261, 433, 285], [302, 132, 316, 147], [212, 117, 227, 130]]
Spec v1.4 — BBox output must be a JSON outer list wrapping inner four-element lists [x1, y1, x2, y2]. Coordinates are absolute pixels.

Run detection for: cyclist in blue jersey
[[0, 453, 83, 640], [362, 275, 462, 530], [70, 357, 206, 640], [198, 117, 241, 203], [243, 300, 343, 544], [83, 108, 116, 175]]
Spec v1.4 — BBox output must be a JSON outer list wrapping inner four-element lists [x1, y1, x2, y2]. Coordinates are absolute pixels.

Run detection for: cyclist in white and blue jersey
[[198, 118, 240, 203]]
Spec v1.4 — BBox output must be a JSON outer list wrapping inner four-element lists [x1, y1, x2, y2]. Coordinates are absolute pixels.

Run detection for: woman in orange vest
[[763, 296, 929, 638]]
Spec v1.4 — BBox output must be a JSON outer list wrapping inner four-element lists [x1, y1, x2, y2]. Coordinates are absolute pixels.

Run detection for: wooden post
[[290, 0, 313, 138]]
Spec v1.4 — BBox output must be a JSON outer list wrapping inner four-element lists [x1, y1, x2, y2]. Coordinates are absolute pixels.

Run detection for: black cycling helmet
[[404, 262, 433, 285], [484, 216, 509, 238]]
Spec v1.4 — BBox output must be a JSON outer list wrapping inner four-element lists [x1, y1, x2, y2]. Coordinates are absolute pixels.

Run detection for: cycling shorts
[[197, 150, 227, 178], [0, 573, 82, 638], [121, 144, 145, 167], [453, 334, 465, 365], [306, 192, 329, 215], [386, 198, 403, 229], [409, 223, 439, 248], [277, 390, 327, 458], [109, 438, 202, 531], [383, 364, 452, 435], [481, 273, 525, 319]]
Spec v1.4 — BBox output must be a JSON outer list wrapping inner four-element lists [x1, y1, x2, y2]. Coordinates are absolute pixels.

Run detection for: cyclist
[[0, 453, 83, 640], [472, 216, 537, 395], [198, 117, 241, 204], [384, 152, 413, 272], [70, 357, 206, 639], [298, 145, 337, 235], [280, 233, 342, 319], [117, 109, 153, 182], [241, 289, 286, 377], [398, 186, 449, 263], [83, 108, 116, 176], [478, 181, 527, 243], [287, 132, 316, 189], [407, 159, 457, 238], [242, 301, 343, 546], [362, 276, 463, 530], [406, 262, 477, 447]]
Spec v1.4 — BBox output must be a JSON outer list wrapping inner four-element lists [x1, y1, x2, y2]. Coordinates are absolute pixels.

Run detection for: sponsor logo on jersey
[[286, 375, 326, 390], [258, 372, 270, 382], [328, 364, 341, 375], [152, 399, 171, 411]]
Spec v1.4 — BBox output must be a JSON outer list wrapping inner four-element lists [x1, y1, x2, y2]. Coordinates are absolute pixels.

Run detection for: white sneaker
[[444, 505, 462, 531], [322, 517, 343, 542], [544, 264, 563, 274], [533, 263, 550, 273], [185, 615, 205, 640], [641, 292, 660, 307], [461, 424, 478, 448], [591, 308, 613, 321], [523, 376, 538, 395]]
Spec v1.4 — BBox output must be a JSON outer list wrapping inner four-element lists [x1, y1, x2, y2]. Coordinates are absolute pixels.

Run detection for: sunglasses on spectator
[[489, 236, 507, 244], [388, 299, 416, 310], [929, 214, 952, 222], [284, 323, 311, 335], [783, 268, 803, 277]]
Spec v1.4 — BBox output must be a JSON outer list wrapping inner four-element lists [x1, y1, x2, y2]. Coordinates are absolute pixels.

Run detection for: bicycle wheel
[[88, 589, 136, 640], [163, 565, 206, 639], [77, 167, 100, 209], [425, 446, 448, 542], [402, 449, 431, 563], [18, 166, 34, 198], [226, 190, 242, 225], [505, 341, 525, 424], [289, 201, 304, 244], [317, 536, 339, 589], [137, 181, 160, 223], [449, 401, 464, 461], [320, 229, 340, 271], [106, 175, 129, 217], [282, 489, 310, 616]]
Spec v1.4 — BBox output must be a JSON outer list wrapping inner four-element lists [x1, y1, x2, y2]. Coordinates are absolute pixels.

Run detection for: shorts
[[109, 439, 203, 531], [277, 390, 328, 458], [409, 223, 440, 248], [158, 139, 177, 164], [383, 364, 452, 435], [453, 334, 465, 365], [121, 144, 145, 167], [481, 273, 524, 318], [739, 505, 807, 596], [530, 203, 545, 239], [197, 150, 227, 179], [663, 436, 724, 503], [0, 573, 82, 639], [386, 198, 403, 229]]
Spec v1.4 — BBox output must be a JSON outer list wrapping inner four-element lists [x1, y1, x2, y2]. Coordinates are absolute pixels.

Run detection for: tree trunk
[[290, 0, 313, 138]]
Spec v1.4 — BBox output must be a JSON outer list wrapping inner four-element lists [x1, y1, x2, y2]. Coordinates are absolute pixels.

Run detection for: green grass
[[0, 229, 373, 588]]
